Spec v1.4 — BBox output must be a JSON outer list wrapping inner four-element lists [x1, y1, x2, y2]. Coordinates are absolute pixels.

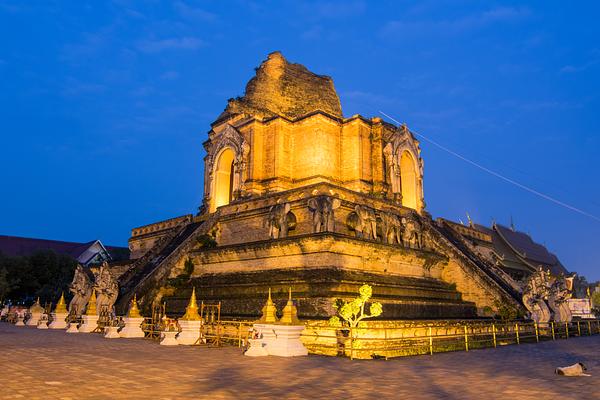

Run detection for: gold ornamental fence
[[301, 319, 600, 360], [135, 316, 600, 360], [201, 320, 253, 347]]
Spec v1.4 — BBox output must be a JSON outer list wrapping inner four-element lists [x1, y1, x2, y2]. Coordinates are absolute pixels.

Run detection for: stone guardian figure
[[68, 264, 93, 317], [94, 262, 119, 315]]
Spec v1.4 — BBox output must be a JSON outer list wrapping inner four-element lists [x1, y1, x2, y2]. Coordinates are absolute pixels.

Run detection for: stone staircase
[[426, 218, 523, 308], [116, 212, 220, 314], [118, 219, 191, 288], [445, 225, 524, 294]]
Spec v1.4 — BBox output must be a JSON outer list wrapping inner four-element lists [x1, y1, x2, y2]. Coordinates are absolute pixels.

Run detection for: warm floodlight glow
[[211, 148, 235, 212], [400, 150, 418, 210]]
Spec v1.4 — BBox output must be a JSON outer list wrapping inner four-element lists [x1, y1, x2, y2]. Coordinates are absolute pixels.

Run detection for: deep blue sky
[[1, 1, 599, 280]]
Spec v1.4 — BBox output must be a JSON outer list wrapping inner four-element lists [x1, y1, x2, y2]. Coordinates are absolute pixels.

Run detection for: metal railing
[[301, 319, 600, 360], [141, 317, 164, 339], [201, 320, 252, 347], [139, 316, 252, 348]]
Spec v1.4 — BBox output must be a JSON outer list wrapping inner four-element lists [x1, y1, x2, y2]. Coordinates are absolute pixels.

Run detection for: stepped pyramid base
[[164, 267, 477, 319]]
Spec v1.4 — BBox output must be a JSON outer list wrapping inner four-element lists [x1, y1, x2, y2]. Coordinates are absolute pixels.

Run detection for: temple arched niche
[[400, 150, 419, 210], [210, 147, 235, 212]]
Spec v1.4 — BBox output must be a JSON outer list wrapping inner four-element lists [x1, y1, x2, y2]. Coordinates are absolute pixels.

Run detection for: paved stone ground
[[0, 323, 598, 399]]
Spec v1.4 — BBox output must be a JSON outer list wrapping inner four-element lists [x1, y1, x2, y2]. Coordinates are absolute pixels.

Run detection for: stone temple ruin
[[72, 52, 576, 324]]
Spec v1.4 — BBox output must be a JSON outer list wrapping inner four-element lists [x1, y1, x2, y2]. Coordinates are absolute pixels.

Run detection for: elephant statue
[[401, 215, 422, 249], [266, 203, 293, 239], [307, 196, 341, 233], [379, 211, 402, 245], [354, 205, 378, 240]]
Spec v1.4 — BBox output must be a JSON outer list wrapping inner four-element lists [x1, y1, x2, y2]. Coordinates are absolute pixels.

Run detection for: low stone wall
[[300, 319, 600, 359]]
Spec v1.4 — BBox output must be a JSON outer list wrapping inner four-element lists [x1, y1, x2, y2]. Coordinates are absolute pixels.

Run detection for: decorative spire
[[30, 297, 44, 313], [280, 287, 300, 325], [54, 292, 67, 314], [127, 294, 142, 318], [181, 287, 201, 321], [86, 290, 97, 316], [258, 288, 279, 324]]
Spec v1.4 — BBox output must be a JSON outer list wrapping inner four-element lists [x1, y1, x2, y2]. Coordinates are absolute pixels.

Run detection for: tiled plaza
[[0, 322, 598, 399]]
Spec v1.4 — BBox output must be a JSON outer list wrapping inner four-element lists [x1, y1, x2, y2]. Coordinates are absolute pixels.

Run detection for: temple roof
[[493, 224, 568, 275], [443, 220, 569, 276], [218, 51, 342, 122], [0, 235, 128, 264]]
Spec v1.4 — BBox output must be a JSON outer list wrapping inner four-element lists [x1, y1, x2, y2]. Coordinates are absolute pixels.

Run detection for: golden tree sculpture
[[329, 284, 383, 328]]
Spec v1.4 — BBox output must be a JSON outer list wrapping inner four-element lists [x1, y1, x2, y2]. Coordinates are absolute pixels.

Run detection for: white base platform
[[245, 339, 270, 356], [119, 317, 145, 338], [26, 314, 42, 326], [15, 316, 25, 326], [245, 324, 308, 357], [48, 313, 68, 329], [78, 315, 99, 333], [37, 319, 49, 329], [104, 326, 121, 339], [160, 331, 179, 346], [66, 322, 79, 333], [176, 320, 203, 345]]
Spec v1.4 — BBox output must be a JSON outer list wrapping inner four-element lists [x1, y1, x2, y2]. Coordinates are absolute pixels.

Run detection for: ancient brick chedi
[[118, 52, 523, 319]]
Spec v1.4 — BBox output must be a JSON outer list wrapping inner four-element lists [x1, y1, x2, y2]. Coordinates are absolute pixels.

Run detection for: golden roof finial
[[54, 292, 67, 314], [127, 294, 142, 318], [86, 289, 97, 316], [181, 287, 201, 321], [280, 287, 300, 325], [258, 288, 279, 324], [30, 297, 44, 314]]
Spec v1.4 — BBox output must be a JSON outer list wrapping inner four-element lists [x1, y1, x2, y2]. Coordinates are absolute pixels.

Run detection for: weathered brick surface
[[1, 323, 598, 399], [226, 51, 342, 120]]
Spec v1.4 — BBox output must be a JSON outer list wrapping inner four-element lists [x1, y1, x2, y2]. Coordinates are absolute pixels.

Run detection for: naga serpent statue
[[522, 267, 552, 325], [547, 274, 575, 323]]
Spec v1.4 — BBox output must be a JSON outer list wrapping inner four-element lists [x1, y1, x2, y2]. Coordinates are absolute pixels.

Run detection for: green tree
[[493, 300, 519, 320], [591, 291, 600, 308], [0, 250, 76, 303], [0, 267, 11, 301], [572, 275, 589, 298], [183, 258, 195, 276], [591, 291, 600, 318]]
